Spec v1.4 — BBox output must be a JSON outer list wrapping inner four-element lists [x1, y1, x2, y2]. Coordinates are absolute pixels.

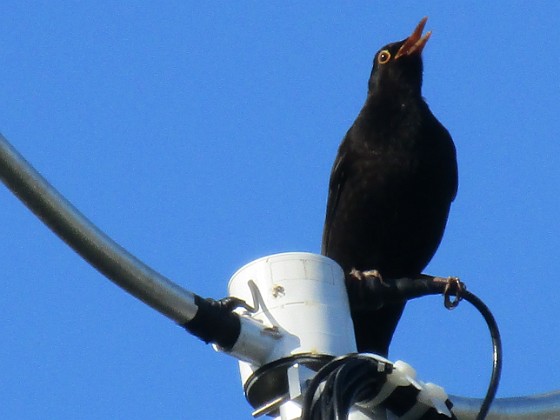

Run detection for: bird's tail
[[351, 302, 406, 356]]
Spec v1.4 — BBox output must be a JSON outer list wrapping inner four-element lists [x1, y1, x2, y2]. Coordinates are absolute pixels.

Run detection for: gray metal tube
[[0, 133, 198, 324], [451, 391, 560, 419]]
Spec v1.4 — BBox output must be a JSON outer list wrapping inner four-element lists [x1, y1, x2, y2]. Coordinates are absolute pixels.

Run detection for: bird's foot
[[346, 268, 389, 310], [432, 276, 465, 309], [349, 268, 390, 287]]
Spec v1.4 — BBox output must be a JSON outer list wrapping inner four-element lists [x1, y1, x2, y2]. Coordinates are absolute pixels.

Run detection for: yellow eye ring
[[378, 50, 391, 64]]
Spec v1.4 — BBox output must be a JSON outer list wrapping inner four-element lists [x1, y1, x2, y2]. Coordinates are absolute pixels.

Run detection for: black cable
[[421, 280, 502, 420], [182, 296, 241, 350], [301, 354, 389, 420], [301, 353, 455, 419], [461, 290, 502, 420], [300, 278, 501, 419]]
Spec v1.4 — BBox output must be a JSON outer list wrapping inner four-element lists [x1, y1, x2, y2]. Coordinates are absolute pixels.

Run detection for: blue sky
[[1, 2, 559, 419]]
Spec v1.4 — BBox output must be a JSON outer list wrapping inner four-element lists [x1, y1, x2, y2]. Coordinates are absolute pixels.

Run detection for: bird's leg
[[349, 268, 390, 287]]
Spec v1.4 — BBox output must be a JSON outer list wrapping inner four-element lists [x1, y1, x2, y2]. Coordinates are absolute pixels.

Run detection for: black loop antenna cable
[[459, 289, 502, 420], [417, 277, 502, 420], [344, 274, 502, 419]]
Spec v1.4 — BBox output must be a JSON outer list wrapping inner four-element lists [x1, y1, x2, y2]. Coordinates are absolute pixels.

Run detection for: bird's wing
[[433, 122, 459, 202], [448, 132, 459, 202], [321, 148, 348, 255]]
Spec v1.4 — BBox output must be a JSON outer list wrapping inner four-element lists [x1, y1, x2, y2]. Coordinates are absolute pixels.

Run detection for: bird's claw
[[432, 276, 465, 309], [349, 268, 390, 287]]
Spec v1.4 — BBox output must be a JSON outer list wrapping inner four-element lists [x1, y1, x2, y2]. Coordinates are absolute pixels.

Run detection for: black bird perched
[[322, 17, 458, 356]]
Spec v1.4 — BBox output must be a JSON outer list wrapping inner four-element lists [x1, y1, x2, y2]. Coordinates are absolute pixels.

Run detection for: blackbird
[[322, 17, 458, 356]]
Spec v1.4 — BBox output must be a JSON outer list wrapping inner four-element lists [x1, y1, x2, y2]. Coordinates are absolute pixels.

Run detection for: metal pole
[[451, 391, 560, 419], [0, 132, 198, 324]]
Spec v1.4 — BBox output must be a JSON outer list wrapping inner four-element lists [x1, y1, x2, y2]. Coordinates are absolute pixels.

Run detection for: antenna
[[1, 132, 559, 419]]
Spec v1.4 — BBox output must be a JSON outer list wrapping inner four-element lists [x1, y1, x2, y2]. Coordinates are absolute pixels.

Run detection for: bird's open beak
[[395, 17, 431, 59]]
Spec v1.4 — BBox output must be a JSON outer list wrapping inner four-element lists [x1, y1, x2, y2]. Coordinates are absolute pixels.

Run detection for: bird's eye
[[378, 50, 391, 64]]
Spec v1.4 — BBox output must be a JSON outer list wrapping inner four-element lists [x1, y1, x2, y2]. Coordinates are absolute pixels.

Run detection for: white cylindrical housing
[[227, 252, 357, 386]]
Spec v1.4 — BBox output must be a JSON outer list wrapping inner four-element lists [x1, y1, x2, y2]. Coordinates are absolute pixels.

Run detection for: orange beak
[[395, 17, 431, 59]]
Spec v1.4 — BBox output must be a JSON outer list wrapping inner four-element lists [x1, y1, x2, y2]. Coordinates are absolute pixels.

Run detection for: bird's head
[[367, 17, 431, 97]]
